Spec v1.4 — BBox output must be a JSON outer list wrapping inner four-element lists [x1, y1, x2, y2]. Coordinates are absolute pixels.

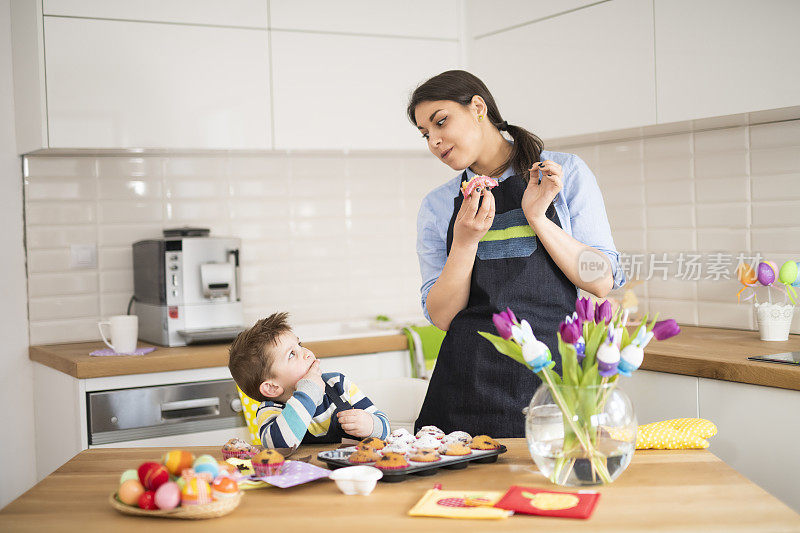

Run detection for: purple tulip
[[594, 300, 612, 324], [652, 319, 681, 341], [504, 307, 517, 326], [559, 320, 581, 345], [575, 297, 593, 324], [492, 311, 514, 340]]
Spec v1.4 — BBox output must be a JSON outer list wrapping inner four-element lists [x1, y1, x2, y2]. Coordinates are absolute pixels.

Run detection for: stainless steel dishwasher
[[87, 379, 248, 447]]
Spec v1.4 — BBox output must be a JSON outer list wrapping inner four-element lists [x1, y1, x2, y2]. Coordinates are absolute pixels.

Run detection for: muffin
[[443, 443, 472, 456], [252, 449, 285, 476], [409, 449, 441, 462], [470, 435, 501, 450], [414, 435, 441, 451], [445, 431, 472, 445], [357, 437, 386, 451], [375, 452, 409, 471], [416, 425, 444, 439], [348, 447, 381, 464], [382, 441, 411, 455], [221, 438, 259, 460]]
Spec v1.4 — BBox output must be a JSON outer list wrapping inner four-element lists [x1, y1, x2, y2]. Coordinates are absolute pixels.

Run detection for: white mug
[[98, 315, 138, 354]]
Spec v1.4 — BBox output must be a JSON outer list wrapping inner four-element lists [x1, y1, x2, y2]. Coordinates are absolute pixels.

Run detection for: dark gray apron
[[414, 171, 577, 437]]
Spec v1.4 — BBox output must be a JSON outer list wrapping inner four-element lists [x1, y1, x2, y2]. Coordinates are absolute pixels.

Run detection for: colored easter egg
[[779, 261, 799, 285], [794, 262, 800, 287], [119, 469, 138, 485], [154, 481, 181, 510], [162, 450, 195, 476], [211, 476, 239, 499], [138, 490, 158, 510], [192, 455, 219, 480], [181, 477, 212, 506], [137, 461, 170, 491], [736, 263, 758, 285], [118, 479, 145, 506], [757, 261, 777, 286]]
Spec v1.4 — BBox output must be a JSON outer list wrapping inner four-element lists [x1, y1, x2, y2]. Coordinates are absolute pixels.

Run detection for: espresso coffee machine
[[133, 230, 244, 346]]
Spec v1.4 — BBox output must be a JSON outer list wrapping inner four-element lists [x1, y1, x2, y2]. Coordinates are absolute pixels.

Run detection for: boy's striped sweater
[[255, 372, 390, 448]]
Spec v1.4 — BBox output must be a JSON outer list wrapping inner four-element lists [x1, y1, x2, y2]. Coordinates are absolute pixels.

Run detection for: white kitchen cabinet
[[465, 0, 599, 38], [470, 0, 656, 140], [622, 370, 699, 424], [270, 31, 458, 150], [698, 377, 800, 513], [42, 0, 267, 28], [43, 16, 270, 149], [270, 0, 459, 40], [32, 349, 410, 481], [654, 0, 800, 123]]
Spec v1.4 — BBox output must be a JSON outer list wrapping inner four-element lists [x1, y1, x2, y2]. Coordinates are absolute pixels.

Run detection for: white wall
[[0, 0, 37, 509]]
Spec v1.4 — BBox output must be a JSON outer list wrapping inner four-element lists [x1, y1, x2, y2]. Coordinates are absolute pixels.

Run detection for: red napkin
[[494, 486, 600, 519]]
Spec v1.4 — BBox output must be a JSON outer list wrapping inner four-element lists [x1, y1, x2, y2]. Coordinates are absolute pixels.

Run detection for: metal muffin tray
[[317, 445, 507, 482]]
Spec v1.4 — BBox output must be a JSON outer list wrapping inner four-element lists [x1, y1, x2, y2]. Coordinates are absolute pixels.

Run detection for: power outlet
[[70, 244, 97, 269]]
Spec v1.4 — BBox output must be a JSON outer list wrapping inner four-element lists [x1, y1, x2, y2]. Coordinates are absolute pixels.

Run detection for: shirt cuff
[[295, 378, 324, 405], [600, 249, 627, 290], [368, 413, 384, 438]]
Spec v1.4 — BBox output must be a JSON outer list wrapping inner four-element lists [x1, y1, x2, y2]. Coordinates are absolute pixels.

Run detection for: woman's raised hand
[[522, 160, 563, 222], [452, 189, 495, 249]]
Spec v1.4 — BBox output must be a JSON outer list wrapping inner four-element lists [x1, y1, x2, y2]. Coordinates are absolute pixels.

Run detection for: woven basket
[[109, 491, 243, 519]]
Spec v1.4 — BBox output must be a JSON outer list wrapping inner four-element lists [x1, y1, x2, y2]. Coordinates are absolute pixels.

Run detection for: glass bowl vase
[[524, 382, 637, 486]]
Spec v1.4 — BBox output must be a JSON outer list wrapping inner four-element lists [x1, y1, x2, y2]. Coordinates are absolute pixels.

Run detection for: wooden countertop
[[29, 334, 408, 379], [29, 326, 800, 391], [1, 440, 798, 531], [640, 325, 800, 391]]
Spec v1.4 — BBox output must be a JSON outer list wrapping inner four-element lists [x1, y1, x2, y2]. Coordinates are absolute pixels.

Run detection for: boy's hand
[[300, 359, 325, 390], [337, 409, 374, 438]]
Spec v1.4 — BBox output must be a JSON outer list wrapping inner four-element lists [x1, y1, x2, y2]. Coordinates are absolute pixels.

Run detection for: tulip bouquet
[[479, 298, 680, 485]]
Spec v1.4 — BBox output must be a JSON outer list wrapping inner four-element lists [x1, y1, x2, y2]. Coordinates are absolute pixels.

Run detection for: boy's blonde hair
[[228, 312, 292, 401]]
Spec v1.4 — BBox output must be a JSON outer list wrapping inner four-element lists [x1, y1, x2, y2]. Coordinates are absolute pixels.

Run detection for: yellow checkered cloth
[[236, 386, 263, 445], [636, 418, 717, 450]]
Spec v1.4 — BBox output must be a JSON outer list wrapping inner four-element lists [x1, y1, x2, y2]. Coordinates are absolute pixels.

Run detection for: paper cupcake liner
[[221, 449, 257, 460], [376, 464, 409, 470], [253, 462, 284, 477]]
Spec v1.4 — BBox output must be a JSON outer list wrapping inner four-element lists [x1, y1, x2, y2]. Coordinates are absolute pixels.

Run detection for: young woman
[[409, 70, 625, 437]]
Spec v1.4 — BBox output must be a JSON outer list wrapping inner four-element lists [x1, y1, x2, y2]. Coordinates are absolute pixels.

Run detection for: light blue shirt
[[416, 149, 626, 323]]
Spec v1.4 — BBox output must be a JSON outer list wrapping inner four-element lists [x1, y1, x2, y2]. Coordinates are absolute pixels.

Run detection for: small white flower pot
[[754, 303, 796, 341]]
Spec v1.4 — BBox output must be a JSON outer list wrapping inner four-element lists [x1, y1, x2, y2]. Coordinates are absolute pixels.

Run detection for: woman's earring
[[478, 115, 484, 121]]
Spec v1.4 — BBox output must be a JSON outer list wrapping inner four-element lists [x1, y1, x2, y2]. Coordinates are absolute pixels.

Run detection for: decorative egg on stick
[[736, 263, 758, 303], [757, 261, 779, 304], [777, 260, 798, 305]]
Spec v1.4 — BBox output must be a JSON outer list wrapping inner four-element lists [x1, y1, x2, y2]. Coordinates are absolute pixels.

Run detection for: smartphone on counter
[[747, 352, 800, 366]]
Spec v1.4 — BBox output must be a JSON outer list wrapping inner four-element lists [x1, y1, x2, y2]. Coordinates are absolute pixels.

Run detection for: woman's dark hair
[[406, 69, 543, 179]]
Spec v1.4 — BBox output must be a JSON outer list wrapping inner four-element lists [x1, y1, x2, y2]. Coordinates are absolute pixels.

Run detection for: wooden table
[[2, 440, 798, 532]]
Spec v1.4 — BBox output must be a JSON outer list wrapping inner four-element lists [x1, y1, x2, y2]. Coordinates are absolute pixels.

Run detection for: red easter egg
[[137, 461, 170, 491], [138, 490, 159, 510]]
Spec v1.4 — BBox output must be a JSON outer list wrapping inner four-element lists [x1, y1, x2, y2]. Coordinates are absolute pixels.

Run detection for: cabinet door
[[43, 0, 267, 28], [466, 0, 598, 38], [270, 0, 458, 39], [622, 370, 698, 424], [698, 378, 800, 513], [470, 0, 656, 140], [271, 31, 458, 150], [44, 17, 271, 149], [655, 0, 800, 123]]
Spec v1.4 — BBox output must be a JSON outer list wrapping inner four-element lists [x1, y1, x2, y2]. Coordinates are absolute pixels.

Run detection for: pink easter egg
[[153, 481, 181, 510], [757, 261, 777, 286]]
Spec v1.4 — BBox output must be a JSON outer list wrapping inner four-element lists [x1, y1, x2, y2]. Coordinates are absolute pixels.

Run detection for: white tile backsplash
[[562, 118, 800, 330], [23, 119, 800, 342], [24, 151, 451, 344]]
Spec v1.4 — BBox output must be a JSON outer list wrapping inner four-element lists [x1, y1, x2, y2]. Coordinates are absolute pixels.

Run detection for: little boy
[[228, 312, 390, 448]]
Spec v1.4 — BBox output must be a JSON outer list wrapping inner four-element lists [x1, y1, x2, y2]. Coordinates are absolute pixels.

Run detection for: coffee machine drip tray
[[177, 326, 245, 345]]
